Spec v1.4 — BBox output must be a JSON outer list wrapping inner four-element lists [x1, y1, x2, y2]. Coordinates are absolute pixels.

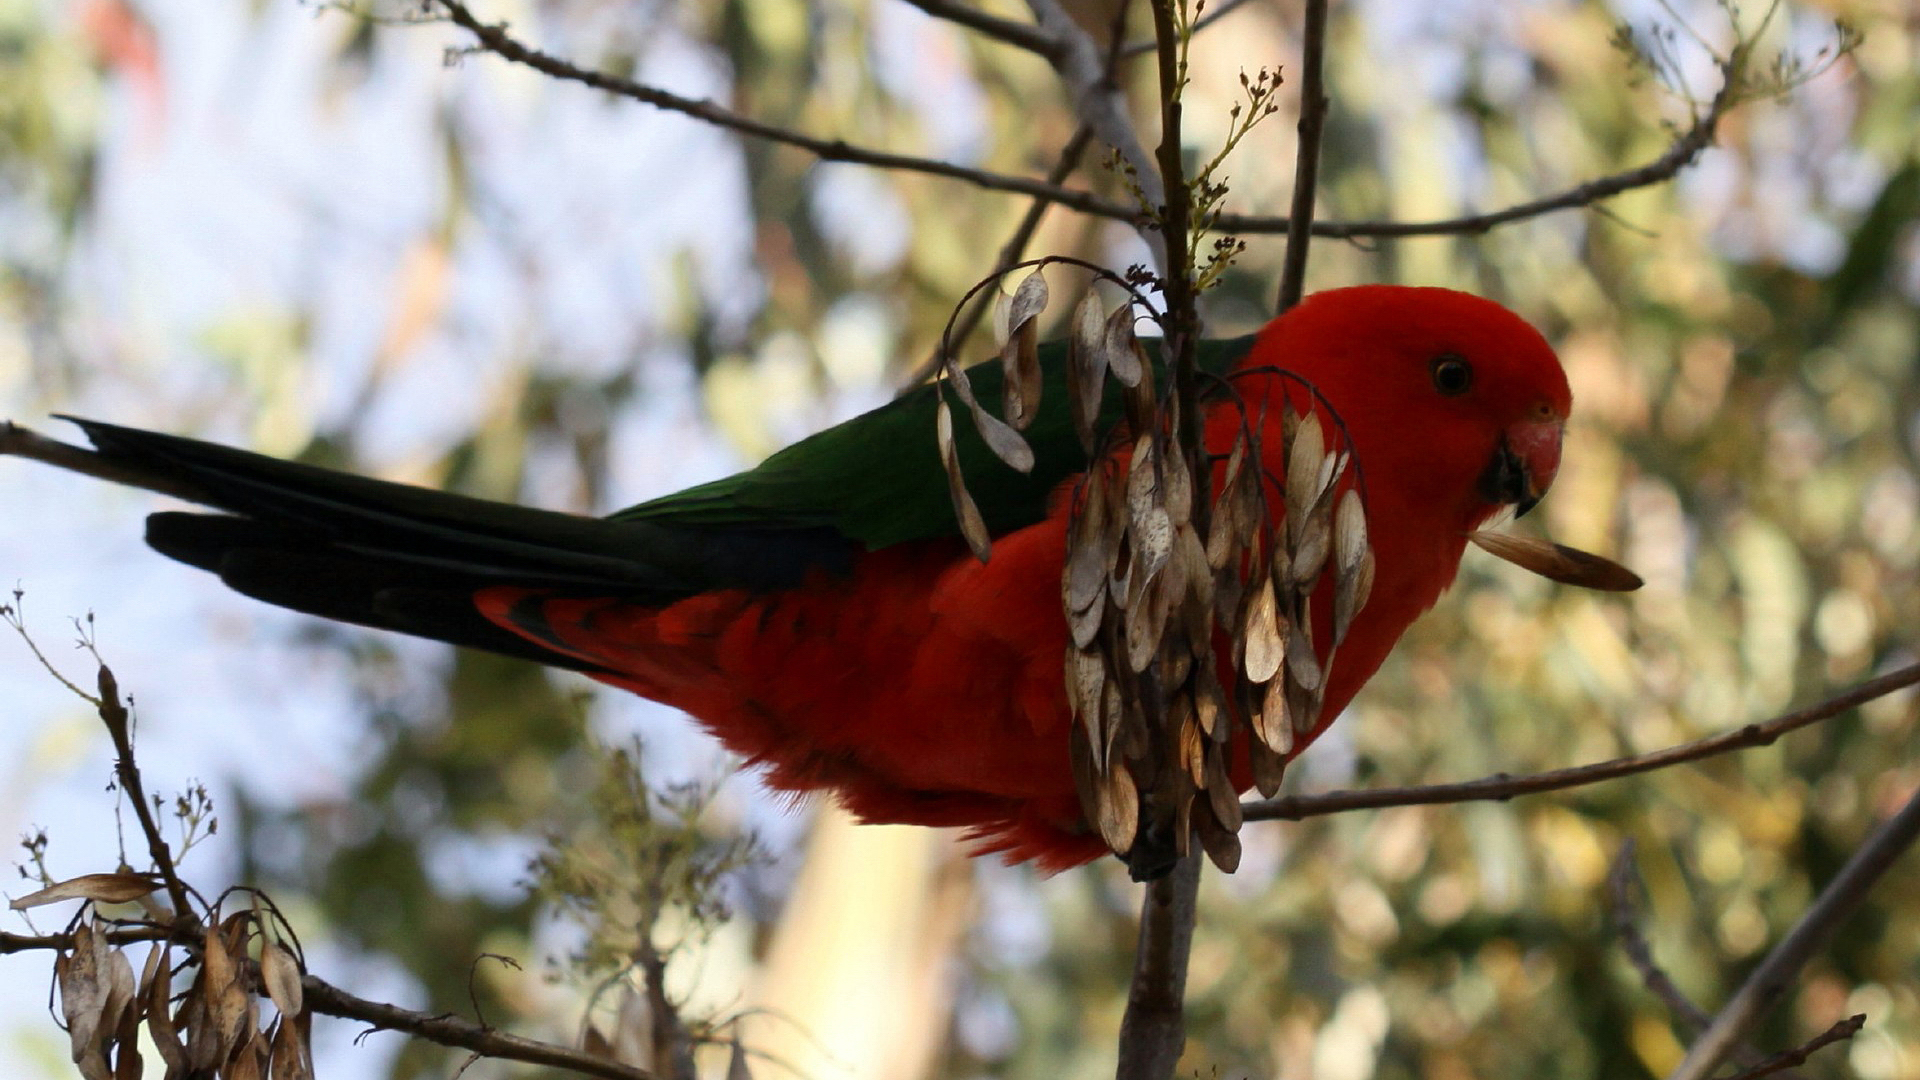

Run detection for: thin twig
[[304, 976, 658, 1080], [1117, 0, 1251, 58], [430, 0, 1734, 244], [1116, 852, 1200, 1079], [1274, 0, 1329, 313], [900, 125, 1097, 389], [0, 921, 661, 1078], [1665, 780, 1920, 1080], [1610, 844, 1815, 1080], [895, 0, 1060, 57], [1230, 78, 1734, 236], [1022, 0, 1166, 265], [434, 0, 1114, 212], [95, 666, 194, 920], [1243, 662, 1920, 821], [1712, 1015, 1865, 1080], [1610, 841, 1716, 1032]]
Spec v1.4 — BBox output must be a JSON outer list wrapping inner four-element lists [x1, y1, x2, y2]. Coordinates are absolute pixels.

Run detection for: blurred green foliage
[[4, 0, 1919, 1077]]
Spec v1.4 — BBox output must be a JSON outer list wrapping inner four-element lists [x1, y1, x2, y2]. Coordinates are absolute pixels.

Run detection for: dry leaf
[[1469, 531, 1645, 591]]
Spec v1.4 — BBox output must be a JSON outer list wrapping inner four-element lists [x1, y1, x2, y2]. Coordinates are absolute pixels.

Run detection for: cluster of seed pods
[[937, 269, 1377, 877]]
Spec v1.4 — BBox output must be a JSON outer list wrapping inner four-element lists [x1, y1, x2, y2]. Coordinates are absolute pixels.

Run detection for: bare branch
[[95, 666, 195, 920], [304, 975, 660, 1080], [433, 0, 1123, 215], [428, 2, 1735, 247], [901, 125, 1097, 389], [1226, 78, 1734, 237], [1116, 853, 1200, 1079], [1712, 1016, 1866, 1080], [1118, 0, 1251, 59], [1244, 661, 1920, 821], [1610, 844, 1814, 1080], [894, 0, 1060, 57], [1274, 0, 1329, 313], [1021, 0, 1167, 266], [1610, 842, 1716, 1032], [1665, 780, 1920, 1080]]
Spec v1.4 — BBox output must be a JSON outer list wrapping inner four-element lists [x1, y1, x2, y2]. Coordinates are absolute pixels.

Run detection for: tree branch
[[1273, 0, 1328, 313], [1117, 0, 1251, 59], [1713, 1016, 1865, 1080], [1610, 843, 1813, 1080], [1224, 78, 1733, 237], [305, 975, 658, 1080], [901, 124, 1097, 389], [894, 0, 1060, 58], [1021, 0, 1166, 266], [0, 925, 655, 1080], [1115, 852, 1200, 1079], [96, 667, 195, 921], [430, 1, 1735, 247], [1243, 661, 1920, 821], [433, 0, 1122, 213], [1665, 778, 1920, 1080]]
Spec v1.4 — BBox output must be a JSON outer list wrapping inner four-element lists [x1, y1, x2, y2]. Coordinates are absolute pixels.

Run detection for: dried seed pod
[[936, 400, 993, 562], [1164, 440, 1193, 526], [1286, 615, 1323, 693], [8, 872, 165, 910], [1193, 663, 1228, 740], [1099, 680, 1124, 771], [943, 359, 1034, 473], [145, 945, 184, 1072], [1000, 270, 1048, 430], [1104, 305, 1144, 387], [1124, 565, 1172, 674], [1096, 759, 1140, 854], [1469, 531, 1645, 591], [1195, 801, 1242, 873], [1290, 499, 1332, 589], [1258, 673, 1294, 755], [1284, 410, 1325, 541], [261, 937, 305, 1014], [1249, 736, 1287, 798], [1177, 700, 1206, 788], [59, 922, 110, 1063], [1133, 506, 1173, 585], [1241, 579, 1283, 683], [1203, 742, 1242, 830], [1067, 646, 1106, 752], [1068, 293, 1108, 453]]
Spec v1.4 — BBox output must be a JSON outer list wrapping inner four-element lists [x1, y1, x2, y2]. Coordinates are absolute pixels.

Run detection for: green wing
[[615, 334, 1259, 548]]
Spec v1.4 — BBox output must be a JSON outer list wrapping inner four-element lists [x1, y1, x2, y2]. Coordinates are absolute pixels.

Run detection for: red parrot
[[2, 285, 1571, 872]]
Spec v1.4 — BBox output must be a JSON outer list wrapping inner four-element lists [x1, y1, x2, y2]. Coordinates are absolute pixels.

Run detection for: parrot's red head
[[1249, 285, 1572, 535]]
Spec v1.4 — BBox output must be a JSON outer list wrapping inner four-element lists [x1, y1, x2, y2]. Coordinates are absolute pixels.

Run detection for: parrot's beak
[[1480, 419, 1564, 518]]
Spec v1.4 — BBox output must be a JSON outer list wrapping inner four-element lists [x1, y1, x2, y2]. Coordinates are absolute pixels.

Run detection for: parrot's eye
[[1430, 354, 1473, 396]]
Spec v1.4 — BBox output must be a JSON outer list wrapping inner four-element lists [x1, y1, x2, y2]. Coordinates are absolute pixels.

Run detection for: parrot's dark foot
[[1123, 818, 1183, 881]]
